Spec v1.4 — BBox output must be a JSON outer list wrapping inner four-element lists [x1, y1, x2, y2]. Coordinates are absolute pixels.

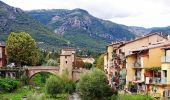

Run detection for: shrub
[[32, 72, 51, 86], [119, 94, 154, 100], [84, 62, 92, 69], [20, 75, 29, 86], [76, 68, 114, 100], [45, 76, 64, 98], [27, 92, 46, 100], [0, 77, 19, 92], [64, 80, 76, 94], [60, 70, 76, 94]]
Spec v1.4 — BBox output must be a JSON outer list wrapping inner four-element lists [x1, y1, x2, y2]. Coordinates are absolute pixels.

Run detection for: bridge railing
[[24, 66, 60, 70]]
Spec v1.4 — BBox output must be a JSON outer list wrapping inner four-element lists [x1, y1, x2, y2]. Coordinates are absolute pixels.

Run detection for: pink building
[[0, 45, 7, 67]]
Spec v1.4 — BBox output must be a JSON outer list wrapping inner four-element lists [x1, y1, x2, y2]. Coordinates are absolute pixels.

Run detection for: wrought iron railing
[[149, 77, 161, 84], [161, 77, 167, 84]]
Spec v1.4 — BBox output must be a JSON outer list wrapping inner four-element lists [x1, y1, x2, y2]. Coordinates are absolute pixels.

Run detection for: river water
[[69, 93, 81, 100]]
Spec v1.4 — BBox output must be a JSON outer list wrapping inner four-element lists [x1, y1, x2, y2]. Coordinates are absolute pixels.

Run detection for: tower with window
[[60, 48, 76, 79]]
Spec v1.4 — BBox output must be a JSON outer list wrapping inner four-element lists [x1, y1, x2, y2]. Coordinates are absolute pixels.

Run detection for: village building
[[81, 57, 95, 64], [0, 44, 7, 67], [104, 32, 170, 98]]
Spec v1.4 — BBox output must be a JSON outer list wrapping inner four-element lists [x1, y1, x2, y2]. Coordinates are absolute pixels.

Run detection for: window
[[119, 49, 122, 53], [163, 70, 167, 77]]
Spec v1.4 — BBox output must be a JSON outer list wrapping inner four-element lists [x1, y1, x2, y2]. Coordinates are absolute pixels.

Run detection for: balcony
[[161, 56, 170, 63], [161, 77, 167, 84], [149, 77, 161, 84]]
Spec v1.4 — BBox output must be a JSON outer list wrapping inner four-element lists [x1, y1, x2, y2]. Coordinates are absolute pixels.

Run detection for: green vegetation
[[20, 75, 29, 86], [45, 76, 64, 98], [145, 67, 161, 71], [76, 68, 114, 100], [0, 2, 67, 50], [46, 59, 58, 66], [31, 72, 51, 86], [95, 54, 104, 70], [0, 86, 33, 100], [84, 62, 93, 69], [60, 70, 76, 94], [27, 93, 46, 100], [6, 32, 39, 67], [117, 94, 154, 100], [0, 70, 155, 100], [0, 77, 19, 92], [28, 9, 136, 51]]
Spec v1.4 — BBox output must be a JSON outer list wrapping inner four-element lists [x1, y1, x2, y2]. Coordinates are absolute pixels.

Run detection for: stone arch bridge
[[24, 66, 86, 81], [25, 66, 60, 79]]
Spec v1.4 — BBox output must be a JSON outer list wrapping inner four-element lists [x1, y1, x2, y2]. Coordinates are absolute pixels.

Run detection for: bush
[[45, 76, 64, 98], [0, 77, 19, 92], [76, 68, 114, 100], [84, 62, 92, 69], [32, 72, 51, 86], [60, 70, 76, 94], [20, 75, 29, 86], [111, 94, 119, 100], [118, 94, 154, 100], [27, 92, 46, 100], [64, 80, 76, 94]]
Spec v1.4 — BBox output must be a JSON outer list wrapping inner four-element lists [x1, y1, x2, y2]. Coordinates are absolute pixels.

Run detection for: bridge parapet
[[25, 66, 60, 78]]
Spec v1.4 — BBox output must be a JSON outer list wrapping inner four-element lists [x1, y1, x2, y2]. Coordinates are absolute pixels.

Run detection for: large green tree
[[76, 68, 114, 100], [94, 54, 104, 70], [6, 32, 39, 67]]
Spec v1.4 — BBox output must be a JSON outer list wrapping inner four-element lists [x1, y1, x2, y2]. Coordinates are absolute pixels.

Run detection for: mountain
[[0, 1, 67, 50], [124, 26, 151, 36], [150, 26, 170, 35], [1, 0, 164, 52], [27, 9, 137, 51]]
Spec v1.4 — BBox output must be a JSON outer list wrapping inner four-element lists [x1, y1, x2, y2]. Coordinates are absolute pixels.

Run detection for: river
[[69, 93, 81, 100]]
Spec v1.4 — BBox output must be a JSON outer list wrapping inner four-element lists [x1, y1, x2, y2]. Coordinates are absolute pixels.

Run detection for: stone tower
[[60, 48, 76, 79]]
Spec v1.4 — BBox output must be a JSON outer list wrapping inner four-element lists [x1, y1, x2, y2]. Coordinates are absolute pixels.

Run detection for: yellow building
[[126, 40, 170, 99], [104, 32, 170, 98]]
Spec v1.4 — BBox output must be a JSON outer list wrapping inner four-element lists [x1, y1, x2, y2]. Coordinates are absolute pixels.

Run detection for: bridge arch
[[25, 66, 60, 79], [29, 71, 59, 80]]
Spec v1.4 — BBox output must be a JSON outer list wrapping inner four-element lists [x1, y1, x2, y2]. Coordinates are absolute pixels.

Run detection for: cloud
[[2, 0, 170, 28]]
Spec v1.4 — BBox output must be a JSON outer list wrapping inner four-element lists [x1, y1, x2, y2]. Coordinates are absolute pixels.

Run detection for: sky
[[1, 0, 170, 28]]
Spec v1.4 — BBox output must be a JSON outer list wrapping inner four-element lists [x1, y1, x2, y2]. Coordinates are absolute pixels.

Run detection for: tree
[[45, 76, 64, 98], [84, 62, 92, 69], [6, 32, 39, 67], [95, 54, 104, 70], [76, 68, 114, 100]]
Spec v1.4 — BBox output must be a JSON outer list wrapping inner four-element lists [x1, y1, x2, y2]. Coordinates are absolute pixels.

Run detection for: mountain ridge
[[1, 0, 170, 52], [0, 1, 68, 49]]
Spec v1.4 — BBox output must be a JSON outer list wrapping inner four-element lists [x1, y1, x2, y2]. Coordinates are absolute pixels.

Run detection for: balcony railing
[[161, 77, 167, 84], [149, 77, 161, 84], [161, 56, 170, 63]]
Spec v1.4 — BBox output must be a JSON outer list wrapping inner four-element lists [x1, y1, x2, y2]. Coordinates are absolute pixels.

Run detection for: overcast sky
[[2, 0, 170, 28]]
